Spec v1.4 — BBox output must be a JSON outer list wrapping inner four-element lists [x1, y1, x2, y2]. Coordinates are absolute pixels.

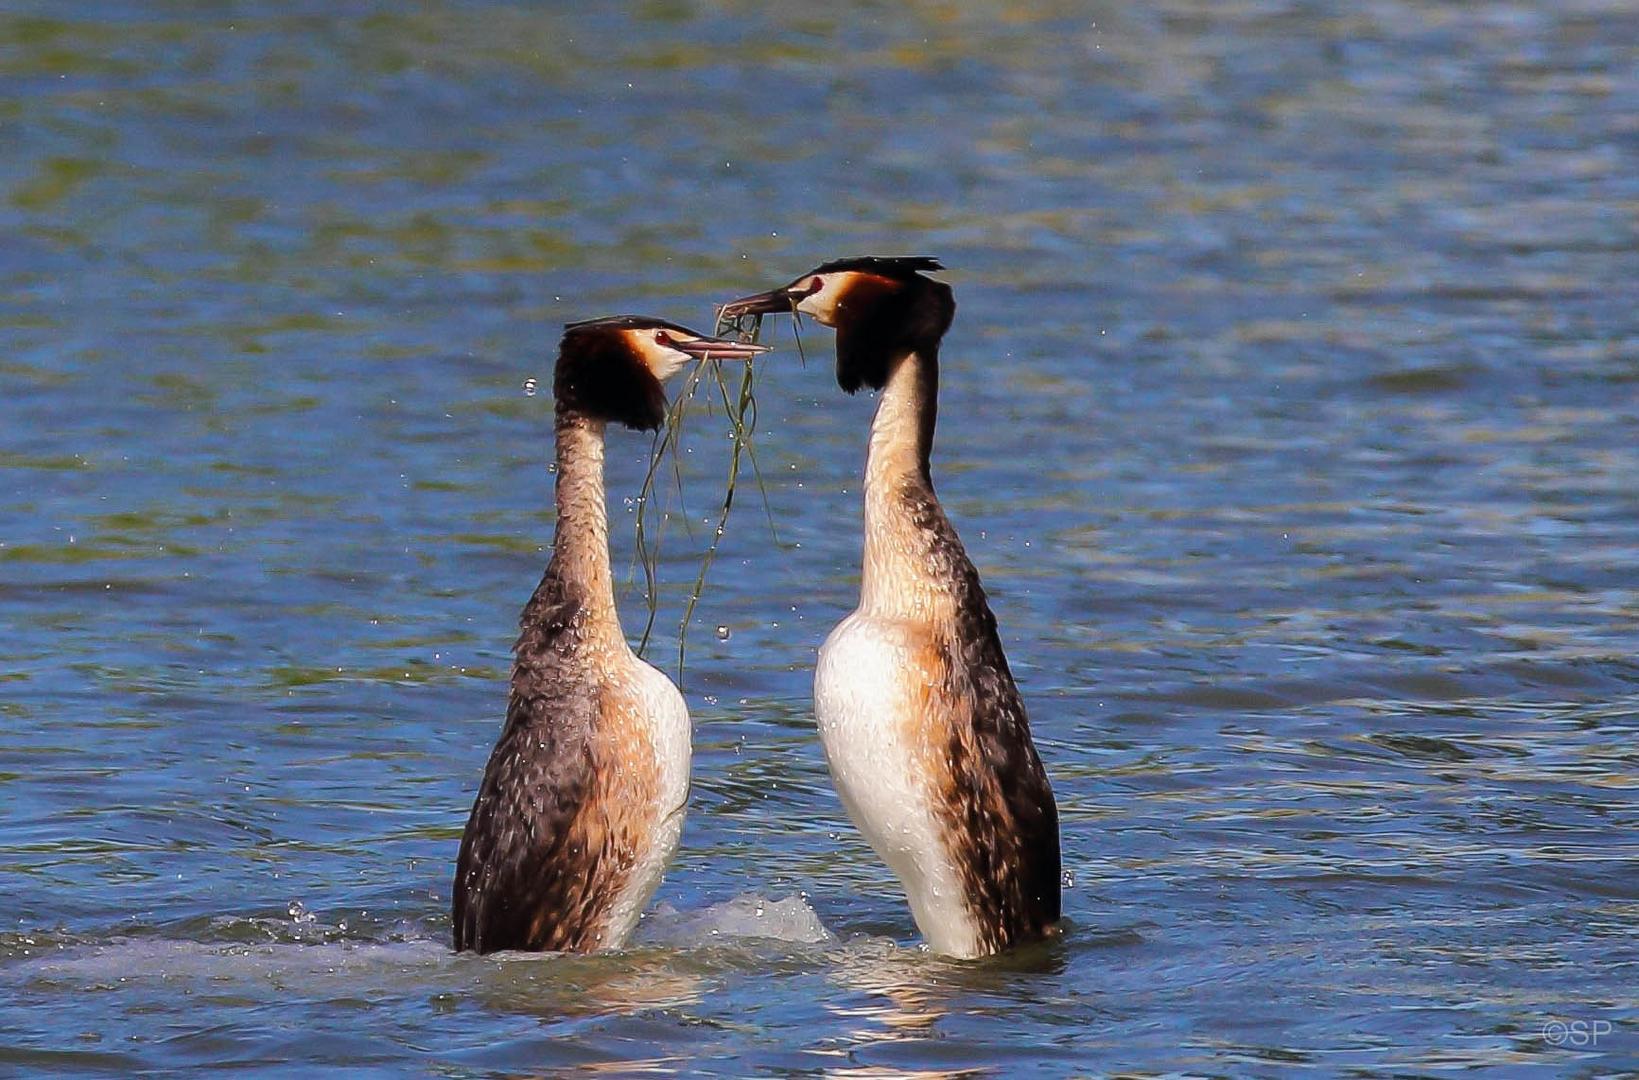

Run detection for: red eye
[[654, 331, 675, 347], [804, 277, 824, 296]]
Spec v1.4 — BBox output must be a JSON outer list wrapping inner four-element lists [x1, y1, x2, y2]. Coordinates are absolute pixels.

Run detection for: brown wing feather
[[938, 610, 1062, 950], [452, 570, 644, 955], [903, 485, 1062, 951], [452, 683, 612, 954]]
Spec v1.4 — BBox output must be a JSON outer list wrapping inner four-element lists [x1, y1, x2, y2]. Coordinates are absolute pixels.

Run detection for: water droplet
[[1061, 869, 1076, 889], [715, 625, 731, 640], [522, 377, 538, 396]]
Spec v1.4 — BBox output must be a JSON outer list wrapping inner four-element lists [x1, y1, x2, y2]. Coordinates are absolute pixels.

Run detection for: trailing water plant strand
[[632, 311, 773, 679]]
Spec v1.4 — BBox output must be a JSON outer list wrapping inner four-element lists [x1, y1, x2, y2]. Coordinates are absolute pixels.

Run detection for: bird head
[[555, 316, 768, 429], [717, 257, 953, 392]]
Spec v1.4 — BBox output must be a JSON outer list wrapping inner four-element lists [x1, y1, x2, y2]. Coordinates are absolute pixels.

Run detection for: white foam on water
[[13, 931, 452, 990], [8, 893, 839, 993], [637, 892, 837, 949]]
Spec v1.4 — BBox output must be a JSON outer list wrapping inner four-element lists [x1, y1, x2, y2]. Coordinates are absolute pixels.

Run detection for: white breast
[[814, 612, 983, 957], [600, 657, 691, 947]]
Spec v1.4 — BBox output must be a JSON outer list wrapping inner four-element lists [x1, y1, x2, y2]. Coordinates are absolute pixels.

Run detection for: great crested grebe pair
[[453, 258, 1060, 959]]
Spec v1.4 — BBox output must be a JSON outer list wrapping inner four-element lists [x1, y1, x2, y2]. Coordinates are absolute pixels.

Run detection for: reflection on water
[[3, 0, 1637, 1073]]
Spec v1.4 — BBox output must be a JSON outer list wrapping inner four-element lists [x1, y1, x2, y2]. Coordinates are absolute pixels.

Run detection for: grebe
[[453, 316, 767, 954], [720, 258, 1060, 958]]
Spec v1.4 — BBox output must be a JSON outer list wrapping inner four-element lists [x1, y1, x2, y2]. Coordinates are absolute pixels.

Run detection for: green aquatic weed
[[633, 311, 781, 681]]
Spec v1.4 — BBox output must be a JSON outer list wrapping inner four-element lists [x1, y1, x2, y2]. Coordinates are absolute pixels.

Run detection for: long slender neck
[[526, 410, 625, 652], [860, 347, 951, 617]]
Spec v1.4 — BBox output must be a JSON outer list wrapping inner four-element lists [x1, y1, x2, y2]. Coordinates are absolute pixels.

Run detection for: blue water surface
[[2, 2, 1636, 1074]]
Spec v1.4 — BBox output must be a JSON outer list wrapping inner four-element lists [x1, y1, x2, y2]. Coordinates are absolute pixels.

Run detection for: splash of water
[[638, 893, 835, 948]]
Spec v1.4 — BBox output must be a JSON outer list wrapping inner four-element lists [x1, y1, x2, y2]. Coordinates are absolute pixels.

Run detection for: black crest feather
[[812, 255, 944, 281]]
